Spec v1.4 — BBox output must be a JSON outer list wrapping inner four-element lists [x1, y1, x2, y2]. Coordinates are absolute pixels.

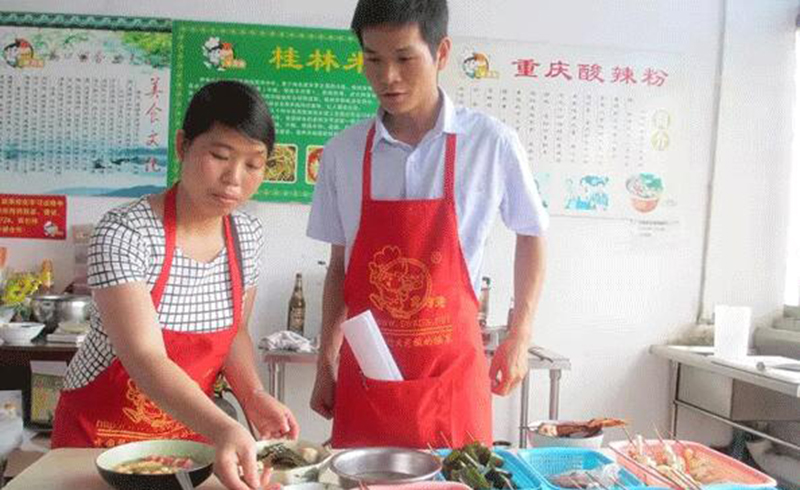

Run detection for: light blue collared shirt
[[307, 89, 549, 294]]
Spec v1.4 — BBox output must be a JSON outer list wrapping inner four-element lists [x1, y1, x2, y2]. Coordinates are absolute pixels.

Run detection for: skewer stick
[[426, 442, 441, 460], [621, 426, 636, 446], [439, 431, 453, 449], [657, 468, 691, 490], [653, 424, 672, 462], [612, 475, 629, 490], [656, 424, 699, 489], [665, 467, 702, 490], [568, 475, 587, 489], [586, 472, 611, 490], [667, 428, 691, 456], [653, 424, 666, 444]]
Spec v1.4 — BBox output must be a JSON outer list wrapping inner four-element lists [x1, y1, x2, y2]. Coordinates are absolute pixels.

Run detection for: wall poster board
[[0, 12, 172, 197], [168, 21, 378, 203], [441, 37, 687, 227]]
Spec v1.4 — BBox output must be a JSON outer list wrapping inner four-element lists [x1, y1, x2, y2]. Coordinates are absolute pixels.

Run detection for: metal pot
[[29, 294, 63, 329], [30, 294, 91, 333]]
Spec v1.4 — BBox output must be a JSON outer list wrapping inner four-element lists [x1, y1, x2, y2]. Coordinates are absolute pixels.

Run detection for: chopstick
[[175, 469, 195, 490]]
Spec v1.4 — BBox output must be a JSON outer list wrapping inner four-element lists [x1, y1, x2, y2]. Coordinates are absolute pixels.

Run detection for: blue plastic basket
[[517, 447, 645, 490], [436, 448, 546, 490]]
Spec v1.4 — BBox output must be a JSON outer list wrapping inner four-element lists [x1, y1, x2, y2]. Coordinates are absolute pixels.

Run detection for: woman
[[52, 80, 298, 490]]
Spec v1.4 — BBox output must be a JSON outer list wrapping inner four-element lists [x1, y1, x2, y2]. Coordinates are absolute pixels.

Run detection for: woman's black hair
[[350, 0, 448, 58], [182, 80, 276, 155]]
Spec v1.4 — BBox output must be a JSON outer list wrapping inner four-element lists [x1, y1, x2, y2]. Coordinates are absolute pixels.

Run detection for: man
[[307, 0, 548, 448]]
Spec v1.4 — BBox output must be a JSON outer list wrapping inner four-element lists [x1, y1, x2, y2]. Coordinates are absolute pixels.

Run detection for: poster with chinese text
[[169, 21, 378, 203], [0, 193, 66, 240], [0, 12, 172, 197], [441, 37, 687, 224]]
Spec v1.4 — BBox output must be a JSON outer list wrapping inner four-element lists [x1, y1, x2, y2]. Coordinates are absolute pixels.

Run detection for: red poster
[[0, 194, 67, 240]]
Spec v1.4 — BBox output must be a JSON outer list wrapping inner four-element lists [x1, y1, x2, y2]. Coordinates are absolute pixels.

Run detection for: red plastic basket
[[609, 439, 776, 489]]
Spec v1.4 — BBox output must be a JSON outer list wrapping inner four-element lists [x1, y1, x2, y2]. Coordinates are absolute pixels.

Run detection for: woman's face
[[176, 123, 267, 216]]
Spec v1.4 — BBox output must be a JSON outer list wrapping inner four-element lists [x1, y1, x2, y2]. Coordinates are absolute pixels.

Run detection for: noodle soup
[[113, 455, 199, 475]]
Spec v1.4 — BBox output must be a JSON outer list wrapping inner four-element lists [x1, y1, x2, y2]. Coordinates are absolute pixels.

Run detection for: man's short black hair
[[350, 0, 449, 58], [182, 80, 276, 156]]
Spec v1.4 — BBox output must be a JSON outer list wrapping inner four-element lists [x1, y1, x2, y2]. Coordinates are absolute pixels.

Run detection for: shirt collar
[[371, 88, 463, 151]]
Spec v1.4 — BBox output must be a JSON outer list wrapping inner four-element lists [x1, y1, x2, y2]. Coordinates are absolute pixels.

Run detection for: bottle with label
[[287, 273, 306, 336], [36, 259, 54, 295], [477, 276, 491, 328]]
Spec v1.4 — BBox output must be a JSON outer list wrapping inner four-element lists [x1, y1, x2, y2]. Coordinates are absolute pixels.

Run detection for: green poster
[[169, 21, 378, 203]]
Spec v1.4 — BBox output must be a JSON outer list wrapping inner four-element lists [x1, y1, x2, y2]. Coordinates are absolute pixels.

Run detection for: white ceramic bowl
[[0, 322, 45, 345], [0, 305, 15, 323], [527, 420, 604, 449], [256, 439, 331, 485]]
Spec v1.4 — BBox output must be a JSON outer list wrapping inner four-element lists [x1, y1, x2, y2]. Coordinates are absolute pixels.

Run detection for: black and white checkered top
[[63, 196, 264, 390]]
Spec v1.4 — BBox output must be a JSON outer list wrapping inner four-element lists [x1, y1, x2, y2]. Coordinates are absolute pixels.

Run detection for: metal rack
[[260, 343, 570, 448]]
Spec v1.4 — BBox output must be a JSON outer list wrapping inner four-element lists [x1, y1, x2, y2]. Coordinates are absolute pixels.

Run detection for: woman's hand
[[210, 420, 261, 490], [244, 389, 300, 440]]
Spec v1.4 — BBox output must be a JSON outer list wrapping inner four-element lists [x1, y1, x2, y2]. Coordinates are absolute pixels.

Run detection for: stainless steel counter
[[650, 344, 800, 453]]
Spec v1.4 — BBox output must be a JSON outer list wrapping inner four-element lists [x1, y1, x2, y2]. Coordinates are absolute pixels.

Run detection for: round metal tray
[[329, 447, 441, 488]]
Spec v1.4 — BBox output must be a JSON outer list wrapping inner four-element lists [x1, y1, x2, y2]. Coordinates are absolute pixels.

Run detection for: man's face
[[361, 23, 450, 118]]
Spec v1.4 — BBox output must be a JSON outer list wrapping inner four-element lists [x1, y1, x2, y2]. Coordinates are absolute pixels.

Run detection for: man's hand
[[310, 363, 336, 419], [488, 331, 529, 395]]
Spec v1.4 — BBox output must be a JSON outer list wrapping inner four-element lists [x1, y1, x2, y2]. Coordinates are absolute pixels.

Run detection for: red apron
[[52, 186, 243, 448], [331, 126, 492, 449]]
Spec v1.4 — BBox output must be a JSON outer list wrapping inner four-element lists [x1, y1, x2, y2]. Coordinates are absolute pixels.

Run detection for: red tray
[[608, 439, 776, 489]]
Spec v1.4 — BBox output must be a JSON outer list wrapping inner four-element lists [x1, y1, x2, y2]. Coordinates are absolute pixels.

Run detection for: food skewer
[[612, 474, 629, 490], [586, 472, 611, 490], [654, 425, 703, 490]]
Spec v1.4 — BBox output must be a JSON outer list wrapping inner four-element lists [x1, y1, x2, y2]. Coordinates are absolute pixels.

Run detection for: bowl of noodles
[[626, 173, 664, 213], [266, 144, 298, 183], [96, 439, 214, 490]]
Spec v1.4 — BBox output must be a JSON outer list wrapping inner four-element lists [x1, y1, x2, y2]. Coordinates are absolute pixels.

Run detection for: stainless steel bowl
[[329, 448, 441, 488], [30, 294, 91, 333], [56, 295, 92, 323]]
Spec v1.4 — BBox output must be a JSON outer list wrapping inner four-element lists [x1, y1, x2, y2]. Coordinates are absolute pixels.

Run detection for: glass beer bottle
[[287, 273, 306, 336]]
